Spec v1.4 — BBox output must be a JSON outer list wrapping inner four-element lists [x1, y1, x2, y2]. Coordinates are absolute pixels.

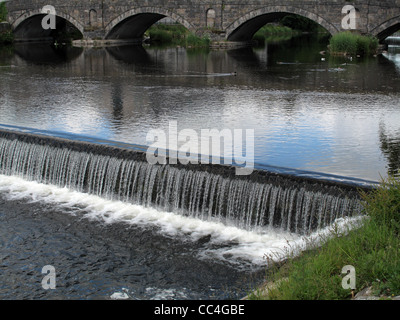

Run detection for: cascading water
[[0, 129, 364, 235]]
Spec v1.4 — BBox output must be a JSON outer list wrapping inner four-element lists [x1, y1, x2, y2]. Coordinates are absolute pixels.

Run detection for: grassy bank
[[146, 24, 210, 48], [249, 175, 400, 300], [329, 32, 379, 57]]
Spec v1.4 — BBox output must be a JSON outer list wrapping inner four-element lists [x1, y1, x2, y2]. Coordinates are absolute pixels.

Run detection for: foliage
[[0, 31, 13, 45], [281, 14, 323, 32], [329, 32, 379, 56], [147, 24, 209, 48], [252, 24, 299, 44]]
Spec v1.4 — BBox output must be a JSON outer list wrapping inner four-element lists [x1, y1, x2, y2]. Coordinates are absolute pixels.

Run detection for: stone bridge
[[5, 0, 400, 43]]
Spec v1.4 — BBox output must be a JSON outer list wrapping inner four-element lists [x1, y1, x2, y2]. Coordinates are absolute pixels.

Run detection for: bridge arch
[[105, 7, 194, 40], [226, 6, 338, 41], [11, 9, 84, 41], [371, 16, 400, 42]]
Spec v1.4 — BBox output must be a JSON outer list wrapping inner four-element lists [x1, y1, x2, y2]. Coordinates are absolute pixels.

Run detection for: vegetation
[[253, 24, 299, 44], [146, 24, 210, 48], [0, 2, 7, 22], [329, 32, 379, 56], [252, 15, 328, 44], [249, 175, 400, 300], [0, 2, 13, 45], [0, 30, 13, 45], [281, 14, 325, 33]]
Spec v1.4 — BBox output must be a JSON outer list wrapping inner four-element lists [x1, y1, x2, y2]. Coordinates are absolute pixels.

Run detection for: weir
[[0, 128, 367, 235]]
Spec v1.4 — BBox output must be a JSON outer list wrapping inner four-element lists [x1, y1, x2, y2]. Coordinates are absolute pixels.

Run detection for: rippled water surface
[[0, 35, 400, 299], [1, 36, 400, 181]]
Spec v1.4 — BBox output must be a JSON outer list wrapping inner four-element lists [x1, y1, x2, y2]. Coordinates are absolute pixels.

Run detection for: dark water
[[0, 193, 261, 300], [0, 35, 399, 300]]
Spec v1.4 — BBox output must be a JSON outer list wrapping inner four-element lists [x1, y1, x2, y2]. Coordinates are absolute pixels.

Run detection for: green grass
[[146, 24, 209, 48], [329, 32, 379, 56], [249, 175, 400, 300]]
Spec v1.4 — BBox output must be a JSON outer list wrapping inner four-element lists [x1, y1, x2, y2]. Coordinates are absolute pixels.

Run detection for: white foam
[[0, 174, 363, 268], [110, 291, 130, 300]]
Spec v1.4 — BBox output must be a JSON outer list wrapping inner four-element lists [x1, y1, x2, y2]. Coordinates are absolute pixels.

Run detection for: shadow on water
[[13, 43, 83, 65], [106, 45, 152, 65]]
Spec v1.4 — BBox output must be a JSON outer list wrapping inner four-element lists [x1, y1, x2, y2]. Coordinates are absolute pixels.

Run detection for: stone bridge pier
[[5, 0, 400, 44]]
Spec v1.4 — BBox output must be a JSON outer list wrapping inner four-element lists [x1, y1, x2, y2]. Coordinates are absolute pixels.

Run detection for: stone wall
[[0, 22, 11, 33]]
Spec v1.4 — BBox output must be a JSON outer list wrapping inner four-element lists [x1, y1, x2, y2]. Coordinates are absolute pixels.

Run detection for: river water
[[0, 35, 399, 299]]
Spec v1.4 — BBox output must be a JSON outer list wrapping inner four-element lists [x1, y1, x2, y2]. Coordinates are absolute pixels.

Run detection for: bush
[[329, 32, 378, 56]]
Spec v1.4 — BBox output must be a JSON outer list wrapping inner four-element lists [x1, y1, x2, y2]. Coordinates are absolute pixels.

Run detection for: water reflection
[[379, 123, 400, 176], [14, 43, 83, 65], [1, 37, 400, 181]]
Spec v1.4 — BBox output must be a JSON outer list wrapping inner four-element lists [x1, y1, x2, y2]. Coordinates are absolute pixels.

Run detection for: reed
[[329, 32, 379, 56]]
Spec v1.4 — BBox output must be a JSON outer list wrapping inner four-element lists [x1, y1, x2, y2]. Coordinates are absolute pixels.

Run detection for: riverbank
[[248, 175, 400, 300]]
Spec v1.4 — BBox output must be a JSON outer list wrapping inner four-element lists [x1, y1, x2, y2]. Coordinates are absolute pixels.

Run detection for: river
[[0, 34, 399, 299]]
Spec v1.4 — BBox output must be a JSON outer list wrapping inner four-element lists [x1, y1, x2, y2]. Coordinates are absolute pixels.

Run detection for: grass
[[329, 32, 379, 57], [146, 24, 210, 48], [249, 175, 400, 300]]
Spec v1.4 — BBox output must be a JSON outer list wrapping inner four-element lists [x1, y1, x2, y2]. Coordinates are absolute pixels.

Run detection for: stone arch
[[370, 16, 400, 42], [11, 9, 85, 35], [105, 7, 194, 40], [226, 6, 338, 41]]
